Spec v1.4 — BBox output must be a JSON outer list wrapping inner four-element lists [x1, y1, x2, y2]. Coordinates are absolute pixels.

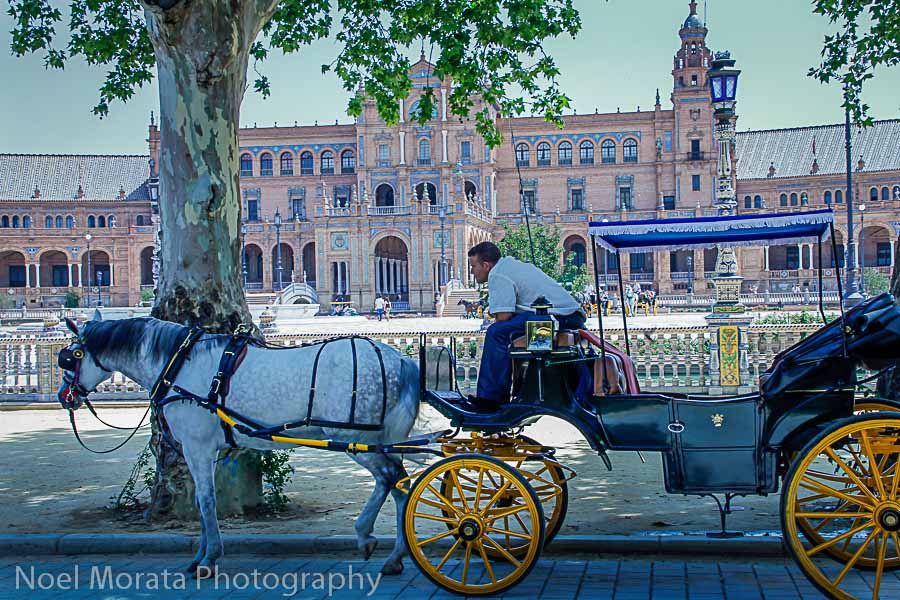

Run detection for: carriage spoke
[[480, 480, 513, 516], [426, 484, 464, 517], [418, 527, 459, 548], [487, 526, 533, 540], [434, 537, 463, 571], [810, 502, 861, 533], [485, 504, 530, 523], [483, 535, 523, 567], [514, 510, 529, 532], [461, 542, 473, 585], [841, 516, 868, 554], [800, 476, 875, 509], [414, 512, 458, 524], [473, 467, 485, 513], [805, 469, 860, 485], [805, 520, 875, 557], [449, 470, 470, 513], [417, 496, 460, 514], [859, 430, 888, 499], [892, 532, 900, 561], [873, 531, 887, 600], [831, 527, 878, 586], [475, 541, 497, 584], [794, 511, 872, 519], [890, 453, 900, 501], [797, 492, 831, 504], [824, 448, 881, 504]]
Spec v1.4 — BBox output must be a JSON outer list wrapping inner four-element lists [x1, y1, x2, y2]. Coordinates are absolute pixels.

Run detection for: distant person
[[374, 295, 385, 321], [384, 296, 392, 321]]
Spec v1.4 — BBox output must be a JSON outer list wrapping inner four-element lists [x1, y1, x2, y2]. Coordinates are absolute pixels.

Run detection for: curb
[[0, 533, 785, 558]]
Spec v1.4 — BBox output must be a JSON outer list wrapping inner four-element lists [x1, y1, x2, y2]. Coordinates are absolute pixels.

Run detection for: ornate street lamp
[[96, 271, 103, 307], [707, 51, 743, 310], [274, 209, 283, 292], [84, 233, 93, 307], [859, 203, 866, 296]]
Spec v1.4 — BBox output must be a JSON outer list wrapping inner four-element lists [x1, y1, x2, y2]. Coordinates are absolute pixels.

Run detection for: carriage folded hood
[[761, 293, 900, 398]]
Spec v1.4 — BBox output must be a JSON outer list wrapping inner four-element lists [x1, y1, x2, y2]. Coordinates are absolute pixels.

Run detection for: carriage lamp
[[525, 296, 555, 353]]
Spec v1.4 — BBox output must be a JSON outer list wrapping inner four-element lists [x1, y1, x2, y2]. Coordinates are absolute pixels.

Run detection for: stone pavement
[[0, 553, 866, 599]]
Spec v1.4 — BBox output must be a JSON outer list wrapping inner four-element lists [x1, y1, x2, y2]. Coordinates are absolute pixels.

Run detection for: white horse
[[57, 315, 452, 578]]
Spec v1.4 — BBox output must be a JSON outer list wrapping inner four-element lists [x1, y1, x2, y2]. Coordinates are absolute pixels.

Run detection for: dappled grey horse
[[57, 315, 453, 577]]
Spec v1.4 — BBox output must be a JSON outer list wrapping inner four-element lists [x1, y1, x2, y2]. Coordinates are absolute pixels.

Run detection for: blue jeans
[[375, 308, 384, 321], [476, 312, 587, 402]]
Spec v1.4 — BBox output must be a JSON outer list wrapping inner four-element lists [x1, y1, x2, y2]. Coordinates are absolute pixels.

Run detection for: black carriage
[[401, 209, 900, 599]]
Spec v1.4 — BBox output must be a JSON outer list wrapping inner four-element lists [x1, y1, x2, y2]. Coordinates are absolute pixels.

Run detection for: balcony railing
[[687, 151, 707, 161], [368, 205, 410, 216], [325, 207, 351, 217]]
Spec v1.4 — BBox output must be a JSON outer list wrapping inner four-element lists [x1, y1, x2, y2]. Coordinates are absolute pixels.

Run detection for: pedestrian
[[384, 296, 392, 321], [374, 295, 385, 321]]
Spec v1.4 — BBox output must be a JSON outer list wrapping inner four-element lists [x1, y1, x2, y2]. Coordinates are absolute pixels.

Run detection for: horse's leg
[[349, 452, 409, 575], [184, 495, 207, 573], [181, 439, 223, 578]]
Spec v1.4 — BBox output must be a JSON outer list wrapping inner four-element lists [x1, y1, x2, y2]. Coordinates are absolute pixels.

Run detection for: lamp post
[[96, 271, 103, 307], [843, 104, 863, 304], [438, 203, 447, 288], [274, 208, 283, 292], [84, 233, 93, 307], [706, 51, 743, 310], [241, 222, 248, 288], [686, 255, 694, 295], [859, 203, 866, 296]]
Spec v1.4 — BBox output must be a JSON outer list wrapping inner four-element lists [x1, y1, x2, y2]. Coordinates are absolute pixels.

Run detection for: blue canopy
[[588, 209, 834, 253]]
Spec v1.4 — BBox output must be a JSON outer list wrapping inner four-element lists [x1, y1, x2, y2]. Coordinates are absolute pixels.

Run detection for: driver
[[467, 242, 586, 408]]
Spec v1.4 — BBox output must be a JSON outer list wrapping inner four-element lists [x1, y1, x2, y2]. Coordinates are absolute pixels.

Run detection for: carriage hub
[[876, 504, 900, 532], [458, 517, 483, 542]]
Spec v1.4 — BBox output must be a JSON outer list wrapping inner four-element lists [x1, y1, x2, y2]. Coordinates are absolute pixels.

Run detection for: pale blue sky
[[1, 0, 898, 155]]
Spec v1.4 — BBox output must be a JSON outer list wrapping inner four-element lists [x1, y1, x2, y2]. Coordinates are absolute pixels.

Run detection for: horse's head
[[457, 299, 466, 306], [57, 314, 114, 410]]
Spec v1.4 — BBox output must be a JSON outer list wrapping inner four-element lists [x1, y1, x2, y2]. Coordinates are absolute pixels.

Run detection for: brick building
[[1, 1, 898, 310]]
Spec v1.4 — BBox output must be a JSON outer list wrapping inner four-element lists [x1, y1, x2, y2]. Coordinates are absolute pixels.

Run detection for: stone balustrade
[[0, 323, 825, 403]]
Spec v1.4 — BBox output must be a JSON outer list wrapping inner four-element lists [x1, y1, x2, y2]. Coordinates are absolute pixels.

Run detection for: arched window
[[601, 140, 616, 164], [623, 139, 638, 163], [789, 193, 798, 206], [754, 195, 763, 208], [97, 215, 106, 228], [136, 215, 145, 226], [108, 216, 116, 228], [558, 141, 573, 166], [871, 186, 879, 202], [744, 196, 752, 209], [240, 153, 253, 176], [515, 143, 530, 167], [66, 215, 74, 228], [23, 216, 31, 228], [536, 142, 551, 167], [824, 191, 832, 204], [780, 193, 788, 207], [300, 151, 314, 175], [55, 215, 63, 228], [580, 141, 594, 165], [417, 139, 431, 166], [883, 186, 891, 201], [87, 215, 96, 228], [11, 216, 19, 228], [320, 150, 335, 175], [1, 216, 9, 228], [835, 189, 843, 203], [259, 153, 273, 176], [279, 152, 293, 176], [341, 150, 355, 174]]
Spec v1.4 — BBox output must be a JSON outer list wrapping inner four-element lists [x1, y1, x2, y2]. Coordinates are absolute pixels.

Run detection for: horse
[[457, 299, 482, 319], [56, 315, 452, 579]]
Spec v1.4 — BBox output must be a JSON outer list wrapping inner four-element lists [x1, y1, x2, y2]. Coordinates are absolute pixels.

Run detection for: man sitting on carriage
[[467, 242, 587, 408]]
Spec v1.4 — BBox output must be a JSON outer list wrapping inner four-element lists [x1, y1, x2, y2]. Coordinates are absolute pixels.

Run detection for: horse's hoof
[[193, 565, 215, 580], [183, 561, 199, 574], [380, 561, 403, 576], [361, 538, 378, 560]]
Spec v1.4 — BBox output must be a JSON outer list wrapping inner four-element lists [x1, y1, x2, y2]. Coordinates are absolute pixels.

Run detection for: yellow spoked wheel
[[782, 414, 900, 600], [794, 400, 900, 569], [403, 454, 545, 596], [438, 434, 569, 557]]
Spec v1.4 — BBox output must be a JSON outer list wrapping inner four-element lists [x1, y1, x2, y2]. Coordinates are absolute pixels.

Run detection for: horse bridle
[[57, 336, 113, 410]]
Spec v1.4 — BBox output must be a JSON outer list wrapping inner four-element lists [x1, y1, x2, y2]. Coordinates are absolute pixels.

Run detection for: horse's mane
[[82, 317, 189, 364]]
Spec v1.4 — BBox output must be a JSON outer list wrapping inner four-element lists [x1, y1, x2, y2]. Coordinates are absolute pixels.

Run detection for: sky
[[1, 0, 898, 155]]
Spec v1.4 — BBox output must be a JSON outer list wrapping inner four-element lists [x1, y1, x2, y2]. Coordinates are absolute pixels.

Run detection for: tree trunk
[[141, 0, 278, 521]]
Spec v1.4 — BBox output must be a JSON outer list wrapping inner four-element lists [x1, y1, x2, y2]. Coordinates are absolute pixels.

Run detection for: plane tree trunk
[[141, 0, 278, 521]]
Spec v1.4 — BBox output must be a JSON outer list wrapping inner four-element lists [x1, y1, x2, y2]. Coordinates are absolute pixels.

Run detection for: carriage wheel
[[782, 414, 900, 599], [403, 454, 545, 596], [794, 400, 900, 569], [440, 452, 568, 558]]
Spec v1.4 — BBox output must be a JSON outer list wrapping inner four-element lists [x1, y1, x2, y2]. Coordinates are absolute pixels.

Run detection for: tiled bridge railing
[[0, 324, 822, 403]]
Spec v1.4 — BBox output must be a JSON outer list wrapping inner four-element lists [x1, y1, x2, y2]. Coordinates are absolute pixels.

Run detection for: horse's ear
[[93, 309, 103, 322], [64, 317, 79, 334]]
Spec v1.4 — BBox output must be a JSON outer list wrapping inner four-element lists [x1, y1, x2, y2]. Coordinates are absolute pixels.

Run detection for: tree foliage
[[7, 0, 582, 145], [809, 0, 900, 124], [496, 222, 588, 292]]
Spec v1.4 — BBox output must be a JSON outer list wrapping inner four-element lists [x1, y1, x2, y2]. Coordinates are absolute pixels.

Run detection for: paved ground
[[0, 553, 863, 599]]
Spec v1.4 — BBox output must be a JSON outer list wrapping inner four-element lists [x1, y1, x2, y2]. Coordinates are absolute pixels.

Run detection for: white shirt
[[374, 297, 385, 310], [487, 256, 584, 316]]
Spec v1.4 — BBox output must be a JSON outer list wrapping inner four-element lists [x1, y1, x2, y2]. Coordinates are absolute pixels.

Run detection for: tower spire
[[689, 0, 697, 16]]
